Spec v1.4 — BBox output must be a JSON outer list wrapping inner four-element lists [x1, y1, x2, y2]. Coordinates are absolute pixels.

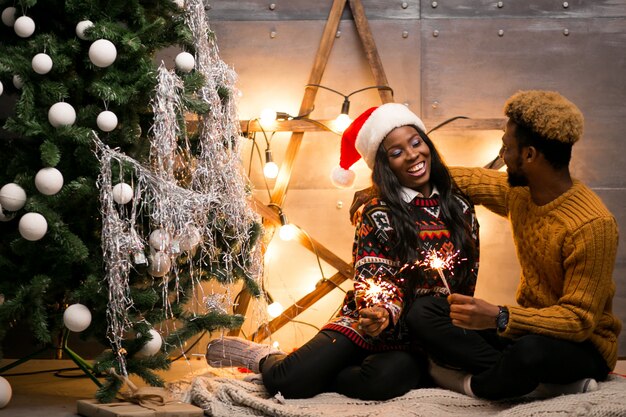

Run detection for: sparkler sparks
[[357, 278, 398, 306], [418, 249, 463, 295]]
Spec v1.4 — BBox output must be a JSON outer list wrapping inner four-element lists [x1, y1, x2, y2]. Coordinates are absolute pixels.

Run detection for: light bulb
[[260, 108, 277, 126], [264, 161, 279, 179], [272, 341, 280, 350], [334, 113, 352, 132], [267, 301, 284, 318], [279, 223, 296, 241]]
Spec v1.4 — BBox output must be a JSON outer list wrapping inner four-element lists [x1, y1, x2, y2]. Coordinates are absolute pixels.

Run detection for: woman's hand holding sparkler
[[448, 294, 500, 330], [358, 306, 390, 337]]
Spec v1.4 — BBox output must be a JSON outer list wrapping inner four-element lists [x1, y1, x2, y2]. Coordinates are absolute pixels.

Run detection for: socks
[[206, 336, 283, 373], [531, 378, 598, 398], [428, 359, 475, 397]]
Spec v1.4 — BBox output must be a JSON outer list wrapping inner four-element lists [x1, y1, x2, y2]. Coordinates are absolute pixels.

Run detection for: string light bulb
[[334, 97, 352, 132], [260, 108, 277, 126], [278, 211, 297, 241], [267, 301, 284, 318], [263, 149, 279, 179]]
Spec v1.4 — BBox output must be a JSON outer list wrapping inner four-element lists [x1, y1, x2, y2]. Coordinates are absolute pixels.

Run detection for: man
[[352, 90, 621, 399]]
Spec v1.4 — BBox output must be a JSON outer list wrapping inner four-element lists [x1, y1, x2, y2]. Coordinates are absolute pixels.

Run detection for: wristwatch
[[496, 306, 509, 332]]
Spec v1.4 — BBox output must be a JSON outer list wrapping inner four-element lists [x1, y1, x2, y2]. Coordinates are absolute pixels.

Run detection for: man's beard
[[506, 157, 528, 187]]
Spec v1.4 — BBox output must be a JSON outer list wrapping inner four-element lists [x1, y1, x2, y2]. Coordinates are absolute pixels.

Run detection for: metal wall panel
[[205, 0, 419, 21], [422, 0, 626, 19]]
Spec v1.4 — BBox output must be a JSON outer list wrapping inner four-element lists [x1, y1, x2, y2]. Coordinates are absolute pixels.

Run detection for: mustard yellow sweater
[[450, 167, 621, 370]]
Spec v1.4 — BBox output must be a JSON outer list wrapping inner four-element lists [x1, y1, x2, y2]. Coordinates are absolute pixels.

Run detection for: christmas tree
[[0, 0, 262, 401]]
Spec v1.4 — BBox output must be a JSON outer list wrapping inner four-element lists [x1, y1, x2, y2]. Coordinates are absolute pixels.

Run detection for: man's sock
[[531, 378, 598, 398], [429, 359, 475, 397]]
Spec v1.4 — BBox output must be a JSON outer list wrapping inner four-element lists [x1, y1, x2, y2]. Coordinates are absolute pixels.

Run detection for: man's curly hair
[[504, 90, 584, 144]]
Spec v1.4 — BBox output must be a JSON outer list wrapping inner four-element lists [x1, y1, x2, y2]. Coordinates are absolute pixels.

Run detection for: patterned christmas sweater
[[323, 188, 479, 351]]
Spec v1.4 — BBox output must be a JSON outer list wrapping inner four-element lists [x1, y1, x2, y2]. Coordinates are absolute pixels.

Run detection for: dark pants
[[260, 329, 428, 400], [406, 296, 610, 400]]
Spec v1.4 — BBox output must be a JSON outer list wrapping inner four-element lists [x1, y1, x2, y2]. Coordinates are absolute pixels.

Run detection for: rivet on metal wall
[[269, 3, 276, 10], [433, 29, 439, 37], [269, 30, 277, 39], [402, 2, 408, 9], [336, 31, 341, 38], [497, 1, 503, 8], [562, 2, 569, 8], [563, 28, 570, 36], [432, 101, 439, 109], [431, 1, 438, 8], [498, 29, 504, 37], [402, 31, 409, 38]]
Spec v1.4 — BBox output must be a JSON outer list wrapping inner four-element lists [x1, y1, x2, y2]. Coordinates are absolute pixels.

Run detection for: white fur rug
[[169, 373, 626, 417]]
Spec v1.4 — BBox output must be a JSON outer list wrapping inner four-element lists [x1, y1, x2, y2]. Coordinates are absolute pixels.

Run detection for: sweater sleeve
[[352, 202, 405, 326], [502, 217, 619, 342], [449, 167, 510, 217]]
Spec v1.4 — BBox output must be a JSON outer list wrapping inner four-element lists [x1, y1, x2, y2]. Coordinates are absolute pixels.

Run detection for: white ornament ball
[[18, 212, 48, 241], [0, 183, 27, 211], [175, 52, 195, 73], [32, 53, 53, 75], [178, 226, 201, 252], [35, 167, 64, 195], [14, 15, 35, 38], [0, 376, 11, 409], [147, 252, 172, 277], [96, 110, 118, 132], [112, 182, 133, 204], [137, 329, 162, 357], [63, 303, 92, 332], [75, 20, 93, 40], [172, 0, 185, 8], [12, 75, 23, 89], [89, 39, 117, 68], [1, 7, 16, 27], [149, 228, 171, 251], [0, 81, 3, 96], [48, 102, 76, 127]]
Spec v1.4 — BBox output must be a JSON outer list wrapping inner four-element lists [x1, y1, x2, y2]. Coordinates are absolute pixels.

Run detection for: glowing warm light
[[357, 277, 398, 306], [263, 161, 279, 179], [267, 301, 284, 318], [279, 223, 296, 241], [260, 108, 277, 126], [272, 341, 280, 349], [416, 249, 464, 295], [334, 113, 352, 132]]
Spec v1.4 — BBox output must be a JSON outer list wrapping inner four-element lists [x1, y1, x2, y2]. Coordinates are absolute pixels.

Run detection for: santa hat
[[331, 103, 427, 188]]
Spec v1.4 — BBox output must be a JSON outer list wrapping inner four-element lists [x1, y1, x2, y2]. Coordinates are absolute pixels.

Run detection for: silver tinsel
[[95, 2, 263, 375]]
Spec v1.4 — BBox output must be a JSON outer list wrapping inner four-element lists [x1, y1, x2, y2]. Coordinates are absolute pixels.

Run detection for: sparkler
[[357, 277, 398, 306], [418, 249, 462, 295]]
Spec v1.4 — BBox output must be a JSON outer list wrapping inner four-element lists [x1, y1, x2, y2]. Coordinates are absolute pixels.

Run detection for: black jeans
[[260, 329, 428, 400], [406, 296, 610, 400]]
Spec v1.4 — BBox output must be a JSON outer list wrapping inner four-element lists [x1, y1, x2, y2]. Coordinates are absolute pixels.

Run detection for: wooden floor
[[1, 358, 625, 416]]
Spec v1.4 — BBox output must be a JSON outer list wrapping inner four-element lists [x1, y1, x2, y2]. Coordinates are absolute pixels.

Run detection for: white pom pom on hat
[[330, 103, 427, 188]]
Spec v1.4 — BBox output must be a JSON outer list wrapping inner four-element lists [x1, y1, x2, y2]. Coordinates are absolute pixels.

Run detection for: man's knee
[[406, 296, 449, 335]]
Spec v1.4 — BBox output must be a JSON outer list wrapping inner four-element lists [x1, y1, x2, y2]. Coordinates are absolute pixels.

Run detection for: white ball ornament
[[75, 20, 93, 40], [149, 228, 171, 251], [0, 376, 11, 409], [112, 182, 133, 204], [48, 102, 76, 127], [175, 52, 195, 73], [1, 7, 16, 27], [147, 252, 172, 277], [35, 167, 64, 195], [18, 212, 48, 241], [178, 226, 201, 252], [12, 75, 23, 89], [0, 81, 3, 96], [14, 15, 35, 38], [97, 110, 118, 132], [89, 39, 117, 68], [172, 0, 185, 8], [0, 183, 27, 211], [63, 303, 92, 332], [137, 329, 162, 357], [32, 53, 53, 75]]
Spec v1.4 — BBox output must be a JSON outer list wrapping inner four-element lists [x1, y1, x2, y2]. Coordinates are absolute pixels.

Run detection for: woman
[[206, 103, 479, 400]]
